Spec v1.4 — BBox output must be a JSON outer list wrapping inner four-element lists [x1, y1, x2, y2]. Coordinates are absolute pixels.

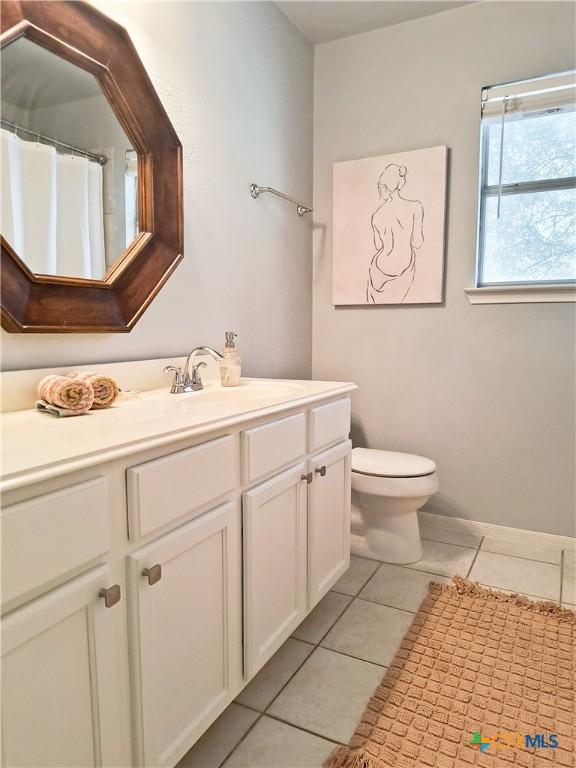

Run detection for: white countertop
[[1, 378, 356, 492]]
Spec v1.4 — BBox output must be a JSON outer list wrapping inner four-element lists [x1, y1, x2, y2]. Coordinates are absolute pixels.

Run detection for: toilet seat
[[352, 448, 436, 479]]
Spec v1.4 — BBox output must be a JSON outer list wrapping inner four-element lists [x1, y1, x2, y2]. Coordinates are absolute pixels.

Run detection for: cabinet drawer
[[241, 413, 306, 484], [1, 478, 109, 606], [309, 398, 351, 451], [127, 435, 237, 538]]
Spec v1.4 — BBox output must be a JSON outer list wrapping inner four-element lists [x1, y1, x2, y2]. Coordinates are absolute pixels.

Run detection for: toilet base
[[350, 533, 420, 565], [351, 492, 425, 565], [350, 530, 423, 565]]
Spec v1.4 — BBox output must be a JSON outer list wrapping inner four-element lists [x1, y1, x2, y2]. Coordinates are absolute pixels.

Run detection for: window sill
[[465, 285, 576, 304]]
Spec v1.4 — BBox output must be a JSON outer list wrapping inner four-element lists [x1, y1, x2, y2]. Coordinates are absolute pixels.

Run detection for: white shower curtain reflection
[[0, 128, 106, 279]]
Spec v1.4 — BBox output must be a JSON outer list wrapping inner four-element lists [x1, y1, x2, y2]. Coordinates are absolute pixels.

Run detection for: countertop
[[1, 378, 356, 492]]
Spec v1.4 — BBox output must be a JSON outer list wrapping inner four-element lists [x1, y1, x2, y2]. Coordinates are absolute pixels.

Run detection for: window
[[474, 72, 576, 298]]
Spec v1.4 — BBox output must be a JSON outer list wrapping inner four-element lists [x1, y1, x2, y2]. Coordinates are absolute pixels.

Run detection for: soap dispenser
[[220, 331, 242, 387]]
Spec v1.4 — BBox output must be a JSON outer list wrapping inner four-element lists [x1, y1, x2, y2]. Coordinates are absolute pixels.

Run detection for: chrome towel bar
[[250, 183, 312, 217]]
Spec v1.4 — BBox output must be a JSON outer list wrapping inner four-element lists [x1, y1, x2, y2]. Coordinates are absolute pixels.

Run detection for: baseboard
[[418, 511, 576, 550]]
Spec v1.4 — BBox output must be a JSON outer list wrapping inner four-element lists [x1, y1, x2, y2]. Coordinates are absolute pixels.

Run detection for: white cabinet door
[[127, 501, 242, 768], [308, 440, 352, 608], [1, 566, 126, 768], [243, 463, 307, 678]]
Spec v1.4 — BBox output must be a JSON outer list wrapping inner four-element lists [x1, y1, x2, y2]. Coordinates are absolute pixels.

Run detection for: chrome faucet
[[164, 346, 224, 394]]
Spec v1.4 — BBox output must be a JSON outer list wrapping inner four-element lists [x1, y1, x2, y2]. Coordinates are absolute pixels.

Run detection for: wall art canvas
[[332, 145, 447, 305]]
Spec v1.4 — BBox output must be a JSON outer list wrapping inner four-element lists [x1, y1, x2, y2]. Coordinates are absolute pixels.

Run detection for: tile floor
[[177, 530, 575, 768]]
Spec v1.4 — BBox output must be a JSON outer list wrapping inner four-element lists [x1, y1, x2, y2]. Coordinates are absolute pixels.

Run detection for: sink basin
[[198, 381, 307, 402], [141, 380, 307, 405]]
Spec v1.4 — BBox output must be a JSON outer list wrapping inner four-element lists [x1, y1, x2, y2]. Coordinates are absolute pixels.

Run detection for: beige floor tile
[[332, 556, 380, 596], [292, 592, 352, 644], [562, 564, 575, 603], [322, 598, 414, 667], [236, 639, 313, 712], [406, 539, 477, 578], [481, 537, 562, 564], [223, 716, 335, 768], [268, 647, 383, 744], [469, 551, 560, 600], [176, 704, 258, 768], [360, 563, 450, 612]]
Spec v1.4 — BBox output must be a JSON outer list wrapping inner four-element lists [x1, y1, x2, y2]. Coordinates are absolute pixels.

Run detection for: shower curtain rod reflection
[[1, 119, 107, 165], [250, 183, 312, 216]]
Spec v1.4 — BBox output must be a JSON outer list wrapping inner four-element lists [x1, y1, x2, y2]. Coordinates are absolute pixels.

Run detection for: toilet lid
[[352, 448, 436, 478]]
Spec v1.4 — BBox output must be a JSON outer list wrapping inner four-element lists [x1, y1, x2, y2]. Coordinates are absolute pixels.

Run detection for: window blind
[[481, 71, 576, 117]]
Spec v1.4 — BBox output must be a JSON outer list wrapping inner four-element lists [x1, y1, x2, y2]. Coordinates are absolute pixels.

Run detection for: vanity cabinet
[[242, 464, 308, 677], [1, 388, 353, 768], [1, 566, 125, 768], [127, 502, 242, 768], [307, 440, 352, 608]]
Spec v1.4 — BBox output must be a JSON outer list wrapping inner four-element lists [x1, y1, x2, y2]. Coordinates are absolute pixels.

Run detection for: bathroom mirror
[[0, 1, 183, 333], [1, 37, 139, 281]]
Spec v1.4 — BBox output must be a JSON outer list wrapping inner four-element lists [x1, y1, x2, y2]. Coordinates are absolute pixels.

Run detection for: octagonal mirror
[[1, 1, 182, 333], [1, 37, 139, 281]]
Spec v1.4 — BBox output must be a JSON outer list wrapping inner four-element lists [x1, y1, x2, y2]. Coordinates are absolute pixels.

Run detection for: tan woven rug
[[324, 577, 575, 768]]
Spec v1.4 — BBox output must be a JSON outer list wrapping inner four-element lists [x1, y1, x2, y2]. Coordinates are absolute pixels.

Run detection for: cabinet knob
[[301, 472, 313, 485], [315, 465, 327, 477], [99, 584, 121, 608], [142, 564, 162, 585]]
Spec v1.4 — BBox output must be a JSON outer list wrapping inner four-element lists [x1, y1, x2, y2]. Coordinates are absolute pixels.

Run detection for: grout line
[[354, 593, 417, 615], [465, 537, 483, 579], [263, 712, 343, 746], [250, 626, 343, 719], [315, 640, 388, 669], [216, 711, 264, 768], [293, 637, 317, 648], [235, 702, 261, 714], [351, 559, 385, 596], [238, 641, 317, 716], [477, 546, 563, 566], [424, 530, 568, 565], [355, 558, 476, 581], [293, 592, 356, 648], [421, 534, 482, 549], [331, 560, 383, 600], [420, 536, 480, 551], [388, 562, 470, 578]]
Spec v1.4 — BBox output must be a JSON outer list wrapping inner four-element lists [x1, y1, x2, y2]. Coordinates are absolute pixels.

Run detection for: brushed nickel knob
[[315, 466, 327, 477], [99, 584, 121, 608], [142, 564, 162, 585]]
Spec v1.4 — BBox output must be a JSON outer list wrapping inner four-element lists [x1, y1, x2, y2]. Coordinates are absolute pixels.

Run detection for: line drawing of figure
[[366, 163, 424, 304]]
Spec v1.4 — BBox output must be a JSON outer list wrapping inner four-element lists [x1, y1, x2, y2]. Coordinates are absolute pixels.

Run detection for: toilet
[[351, 448, 438, 565]]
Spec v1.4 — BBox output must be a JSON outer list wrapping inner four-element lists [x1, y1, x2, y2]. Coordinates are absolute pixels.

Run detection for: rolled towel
[[67, 371, 119, 409], [37, 375, 94, 415]]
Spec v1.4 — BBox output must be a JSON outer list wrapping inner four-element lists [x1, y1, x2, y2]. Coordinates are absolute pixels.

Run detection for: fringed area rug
[[324, 577, 575, 768]]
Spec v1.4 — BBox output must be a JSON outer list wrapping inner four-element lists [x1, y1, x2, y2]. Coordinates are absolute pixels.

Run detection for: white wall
[[1, 1, 313, 380], [313, 2, 576, 536]]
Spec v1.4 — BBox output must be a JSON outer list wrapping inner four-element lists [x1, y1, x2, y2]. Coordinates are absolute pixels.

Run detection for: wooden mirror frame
[[0, 0, 183, 333]]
